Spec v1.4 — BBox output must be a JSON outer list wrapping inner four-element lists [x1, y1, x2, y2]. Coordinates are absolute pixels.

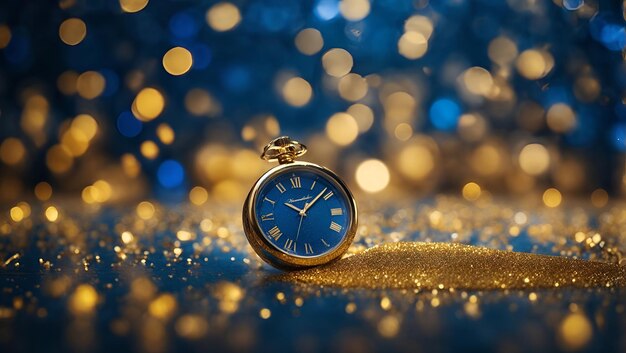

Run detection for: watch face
[[253, 166, 353, 258]]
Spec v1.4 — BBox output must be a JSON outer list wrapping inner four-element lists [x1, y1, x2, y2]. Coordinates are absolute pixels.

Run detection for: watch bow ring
[[242, 136, 358, 270]]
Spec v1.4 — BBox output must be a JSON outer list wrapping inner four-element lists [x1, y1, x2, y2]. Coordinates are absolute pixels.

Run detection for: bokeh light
[[355, 159, 390, 193]]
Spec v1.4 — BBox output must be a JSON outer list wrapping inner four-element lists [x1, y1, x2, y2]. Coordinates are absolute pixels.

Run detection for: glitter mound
[[280, 242, 626, 290]]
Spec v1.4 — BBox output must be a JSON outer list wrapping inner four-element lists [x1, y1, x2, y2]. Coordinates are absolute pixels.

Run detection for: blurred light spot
[[10, 206, 24, 222], [590, 188, 608, 208], [133, 88, 165, 121], [259, 308, 271, 319], [563, 0, 584, 10], [282, 77, 313, 107], [347, 103, 374, 132], [72, 114, 98, 141], [315, 0, 339, 20], [45, 206, 59, 222], [120, 0, 149, 13], [398, 31, 428, 59], [140, 141, 159, 160], [339, 0, 370, 21], [149, 294, 177, 320], [397, 144, 434, 181], [326, 112, 359, 146], [377, 315, 400, 338], [185, 88, 220, 117], [574, 76, 600, 102], [462, 182, 482, 201], [558, 313, 592, 350], [34, 182, 52, 201], [463, 67, 493, 96], [121, 231, 134, 244], [206, 2, 241, 32], [404, 15, 433, 39], [488, 36, 518, 65], [457, 113, 488, 142], [59, 18, 86, 46], [76, 71, 105, 99], [295, 28, 324, 55], [57, 70, 78, 95], [470, 144, 503, 176], [157, 160, 184, 188], [136, 201, 155, 220], [121, 154, 141, 178], [356, 159, 390, 193], [547, 103, 576, 133], [429, 98, 461, 131], [519, 143, 550, 175], [117, 111, 142, 137], [0, 25, 11, 49], [61, 128, 89, 157], [0, 138, 26, 165], [69, 284, 98, 315], [175, 315, 208, 339], [163, 47, 193, 76], [189, 186, 208, 205], [338, 73, 368, 101], [543, 188, 562, 208], [156, 124, 175, 145], [322, 48, 353, 77], [46, 145, 73, 173], [394, 123, 413, 141], [516, 49, 554, 80]]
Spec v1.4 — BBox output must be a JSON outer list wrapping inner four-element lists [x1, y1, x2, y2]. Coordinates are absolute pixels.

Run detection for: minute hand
[[302, 187, 327, 214]]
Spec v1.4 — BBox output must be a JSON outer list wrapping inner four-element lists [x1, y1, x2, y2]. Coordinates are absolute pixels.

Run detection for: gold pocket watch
[[242, 136, 358, 270]]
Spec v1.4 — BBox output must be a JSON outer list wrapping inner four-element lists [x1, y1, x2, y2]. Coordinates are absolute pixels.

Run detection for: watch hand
[[302, 187, 327, 214], [284, 202, 304, 214], [295, 206, 305, 242]]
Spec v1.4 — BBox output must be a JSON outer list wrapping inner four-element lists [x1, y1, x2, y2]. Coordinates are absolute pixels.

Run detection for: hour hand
[[284, 202, 304, 214]]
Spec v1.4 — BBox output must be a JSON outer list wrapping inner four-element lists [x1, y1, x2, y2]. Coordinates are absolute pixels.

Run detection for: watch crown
[[261, 136, 307, 164]]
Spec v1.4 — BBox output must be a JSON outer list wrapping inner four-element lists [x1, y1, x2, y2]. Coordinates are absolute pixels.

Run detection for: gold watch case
[[242, 161, 358, 270]]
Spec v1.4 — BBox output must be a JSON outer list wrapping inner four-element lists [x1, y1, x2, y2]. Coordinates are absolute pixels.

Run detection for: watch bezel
[[242, 161, 358, 270]]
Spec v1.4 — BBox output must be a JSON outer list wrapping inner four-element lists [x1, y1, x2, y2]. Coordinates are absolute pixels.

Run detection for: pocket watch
[[242, 136, 358, 270]]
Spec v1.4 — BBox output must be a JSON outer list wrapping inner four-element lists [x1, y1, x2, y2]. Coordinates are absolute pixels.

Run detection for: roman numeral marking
[[323, 191, 334, 200], [310, 180, 316, 190], [264, 197, 275, 205], [268, 226, 282, 241], [304, 243, 313, 254], [261, 213, 274, 221], [284, 238, 296, 252], [276, 183, 286, 193], [329, 221, 342, 233], [321, 238, 330, 247], [290, 177, 301, 188], [331, 208, 343, 216]]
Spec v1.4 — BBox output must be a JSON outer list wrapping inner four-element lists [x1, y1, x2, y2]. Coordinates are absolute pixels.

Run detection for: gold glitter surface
[[281, 242, 626, 290]]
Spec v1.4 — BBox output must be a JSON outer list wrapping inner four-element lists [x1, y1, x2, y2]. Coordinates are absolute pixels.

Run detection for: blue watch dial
[[254, 167, 352, 258]]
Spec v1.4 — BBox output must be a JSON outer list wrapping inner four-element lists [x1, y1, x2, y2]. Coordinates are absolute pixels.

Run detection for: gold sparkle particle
[[59, 18, 86, 46], [189, 186, 208, 206], [558, 313, 593, 351], [259, 308, 271, 319], [339, 0, 371, 21], [120, 0, 149, 13], [322, 48, 353, 78], [206, 2, 241, 32], [121, 231, 134, 244], [34, 182, 52, 201], [345, 303, 357, 314], [136, 201, 155, 220], [0, 25, 11, 49], [280, 242, 626, 290], [518, 143, 550, 176], [156, 123, 175, 145], [176, 230, 194, 242], [0, 138, 26, 165], [140, 141, 159, 160], [45, 206, 59, 222], [462, 182, 481, 201], [68, 284, 98, 315], [516, 49, 554, 80], [543, 188, 562, 208], [133, 88, 165, 121], [326, 113, 358, 146], [76, 71, 105, 99], [355, 159, 390, 193], [295, 28, 324, 56], [162, 47, 193, 76], [282, 77, 313, 107], [398, 31, 428, 60]]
